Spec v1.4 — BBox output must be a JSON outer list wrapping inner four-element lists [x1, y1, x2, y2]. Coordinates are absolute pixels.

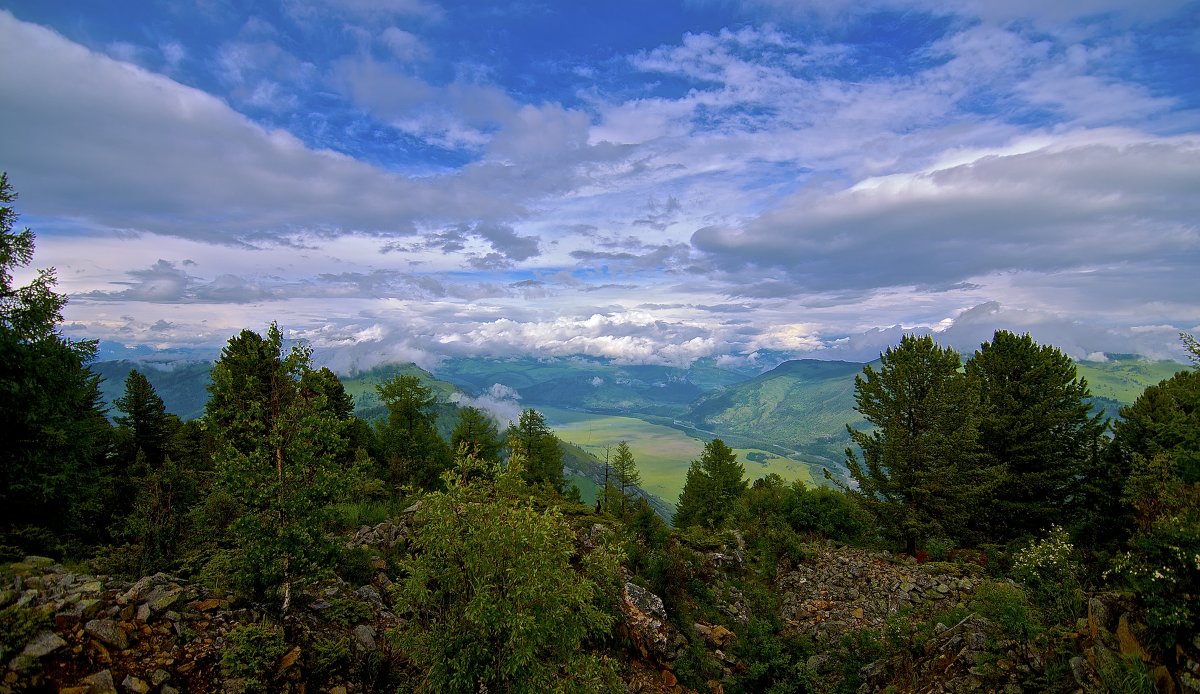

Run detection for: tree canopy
[[674, 438, 747, 529]]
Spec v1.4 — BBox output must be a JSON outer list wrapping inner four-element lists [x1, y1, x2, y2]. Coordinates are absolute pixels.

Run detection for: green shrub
[[323, 596, 372, 626], [969, 580, 1040, 641], [311, 634, 351, 680], [1096, 653, 1157, 694], [221, 623, 288, 693], [337, 546, 376, 587], [1011, 526, 1083, 624]]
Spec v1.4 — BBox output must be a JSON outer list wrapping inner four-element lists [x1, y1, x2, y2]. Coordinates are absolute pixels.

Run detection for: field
[[541, 406, 815, 504]]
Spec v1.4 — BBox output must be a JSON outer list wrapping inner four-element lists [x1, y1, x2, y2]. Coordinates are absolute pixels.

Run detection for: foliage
[[374, 374, 452, 489], [506, 407, 565, 492], [1011, 525, 1083, 624], [117, 455, 202, 576], [1109, 454, 1200, 647], [610, 440, 642, 517], [674, 438, 747, 529], [206, 324, 355, 611], [323, 596, 373, 626], [968, 580, 1040, 642], [0, 172, 112, 554], [450, 405, 503, 464], [393, 464, 621, 693], [843, 334, 999, 553], [221, 623, 288, 693], [967, 331, 1107, 541]]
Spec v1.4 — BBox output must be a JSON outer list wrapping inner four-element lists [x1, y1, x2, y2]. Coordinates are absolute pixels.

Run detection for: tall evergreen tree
[[451, 406, 503, 463], [506, 408, 564, 492], [611, 440, 642, 517], [674, 438, 747, 529], [0, 172, 112, 555], [206, 323, 353, 612], [965, 330, 1106, 540], [843, 334, 998, 553], [115, 369, 174, 468], [375, 374, 452, 489]]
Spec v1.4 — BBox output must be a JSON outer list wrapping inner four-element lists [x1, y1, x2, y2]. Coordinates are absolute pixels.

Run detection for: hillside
[[93, 360, 214, 422], [681, 359, 866, 466]]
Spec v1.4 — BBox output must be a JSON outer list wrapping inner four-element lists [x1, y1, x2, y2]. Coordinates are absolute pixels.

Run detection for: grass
[[542, 406, 813, 504]]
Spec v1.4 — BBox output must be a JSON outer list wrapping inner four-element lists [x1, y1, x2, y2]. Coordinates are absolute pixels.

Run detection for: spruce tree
[[611, 440, 641, 517], [674, 438, 746, 529], [206, 323, 353, 612], [451, 406, 503, 464]]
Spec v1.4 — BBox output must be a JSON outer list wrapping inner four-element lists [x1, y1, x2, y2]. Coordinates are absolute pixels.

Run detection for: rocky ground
[[4, 526, 1196, 693]]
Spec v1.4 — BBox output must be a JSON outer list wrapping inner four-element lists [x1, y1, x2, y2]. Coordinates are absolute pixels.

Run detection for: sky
[[1, 0, 1198, 371]]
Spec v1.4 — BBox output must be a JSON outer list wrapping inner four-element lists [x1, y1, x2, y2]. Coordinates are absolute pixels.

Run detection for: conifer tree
[[674, 438, 746, 529], [965, 330, 1106, 540], [0, 172, 111, 554], [451, 406, 503, 464], [506, 408, 564, 492], [206, 324, 352, 612], [843, 334, 998, 553], [375, 374, 452, 489], [115, 369, 173, 468], [611, 440, 642, 517]]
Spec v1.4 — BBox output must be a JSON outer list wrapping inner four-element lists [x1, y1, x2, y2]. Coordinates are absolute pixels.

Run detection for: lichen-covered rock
[[621, 582, 685, 664]]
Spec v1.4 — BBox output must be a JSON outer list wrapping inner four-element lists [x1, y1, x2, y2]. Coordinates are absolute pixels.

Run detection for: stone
[[1088, 597, 1111, 639], [20, 631, 67, 659], [355, 585, 384, 610], [150, 669, 171, 686], [189, 598, 221, 611], [161, 687, 180, 694], [1116, 614, 1150, 661], [1149, 665, 1177, 694], [353, 624, 376, 651], [135, 603, 151, 623], [121, 675, 151, 694], [852, 606, 864, 619], [709, 625, 735, 648], [84, 619, 130, 650], [277, 645, 302, 674], [662, 669, 678, 687], [81, 669, 118, 694]]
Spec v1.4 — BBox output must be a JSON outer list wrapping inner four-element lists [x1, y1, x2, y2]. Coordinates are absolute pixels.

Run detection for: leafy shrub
[[323, 596, 372, 626], [1096, 653, 1157, 694], [969, 580, 1040, 641], [730, 616, 815, 694], [336, 545, 376, 587], [1011, 525, 1083, 624], [221, 623, 288, 693]]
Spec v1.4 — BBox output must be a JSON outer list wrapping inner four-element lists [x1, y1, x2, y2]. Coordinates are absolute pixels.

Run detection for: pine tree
[[674, 438, 746, 529], [843, 334, 998, 553], [506, 408, 564, 492], [0, 172, 112, 555], [206, 323, 353, 612], [965, 330, 1106, 540], [375, 374, 452, 489], [611, 440, 642, 517]]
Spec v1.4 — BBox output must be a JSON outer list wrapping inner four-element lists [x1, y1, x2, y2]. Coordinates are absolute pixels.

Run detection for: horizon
[[2, 1, 1198, 370]]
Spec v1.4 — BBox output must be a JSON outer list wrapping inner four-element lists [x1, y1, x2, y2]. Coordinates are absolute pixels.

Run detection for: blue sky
[[1, 0, 1197, 371]]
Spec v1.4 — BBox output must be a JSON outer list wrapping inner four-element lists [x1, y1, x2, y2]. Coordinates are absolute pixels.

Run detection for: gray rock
[[353, 624, 377, 651], [122, 674, 151, 694], [355, 584, 385, 611], [20, 631, 67, 659], [84, 618, 130, 650], [81, 668, 118, 694]]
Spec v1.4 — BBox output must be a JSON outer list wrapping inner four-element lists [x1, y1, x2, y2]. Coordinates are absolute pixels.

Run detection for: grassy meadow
[[542, 406, 814, 504]]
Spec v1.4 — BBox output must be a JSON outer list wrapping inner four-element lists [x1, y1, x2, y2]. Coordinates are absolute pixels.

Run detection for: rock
[[806, 654, 831, 673], [353, 624, 377, 651], [662, 669, 678, 687], [276, 645, 302, 675], [621, 582, 683, 664], [190, 597, 221, 611], [20, 631, 67, 659], [135, 603, 151, 623], [80, 669, 118, 694], [1149, 665, 1177, 694], [121, 674, 151, 694], [355, 584, 385, 611], [84, 619, 130, 650], [1117, 614, 1151, 661], [709, 625, 735, 648], [161, 687, 180, 694], [150, 669, 171, 686], [1070, 656, 1090, 688]]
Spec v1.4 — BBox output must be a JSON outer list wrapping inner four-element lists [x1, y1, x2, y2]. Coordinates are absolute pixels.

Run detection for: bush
[[221, 623, 288, 693], [1011, 526, 1083, 624], [969, 580, 1040, 642], [323, 596, 372, 626], [310, 634, 351, 680]]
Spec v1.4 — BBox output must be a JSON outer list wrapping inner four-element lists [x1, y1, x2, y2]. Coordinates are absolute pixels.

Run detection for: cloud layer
[[2, 0, 1197, 368]]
